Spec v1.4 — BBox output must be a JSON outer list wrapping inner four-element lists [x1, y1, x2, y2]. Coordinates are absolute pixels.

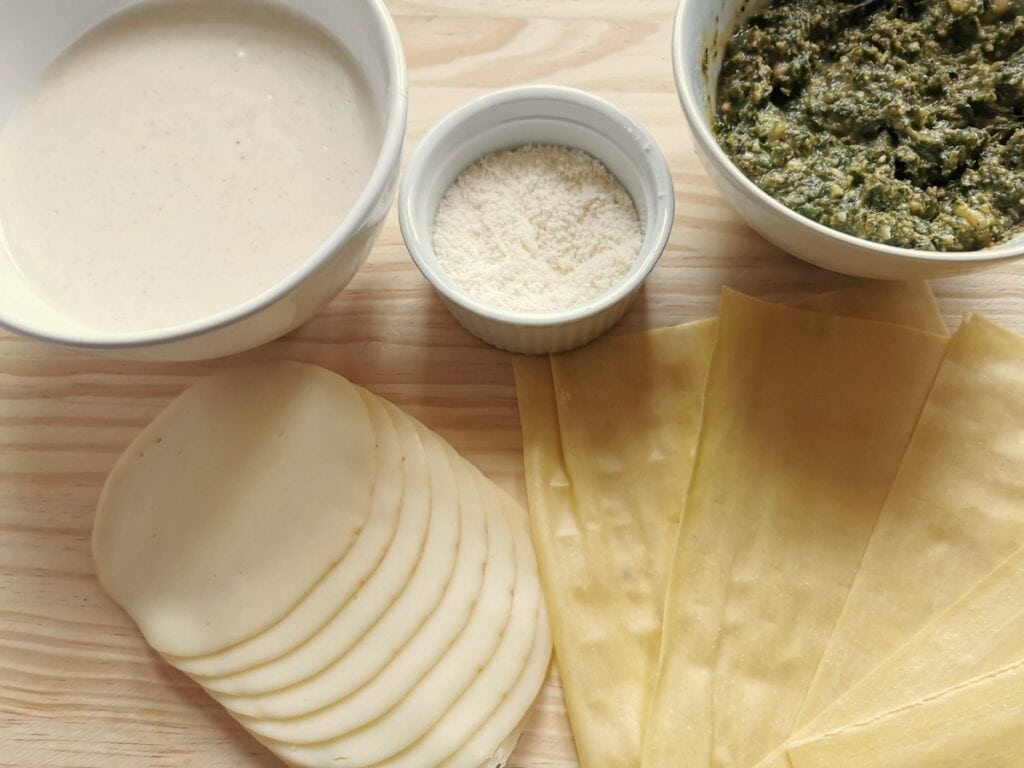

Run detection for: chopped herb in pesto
[[715, 0, 1024, 251]]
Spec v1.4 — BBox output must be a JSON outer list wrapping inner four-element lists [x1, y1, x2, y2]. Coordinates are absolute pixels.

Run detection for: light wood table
[[2, 2, 1022, 766]]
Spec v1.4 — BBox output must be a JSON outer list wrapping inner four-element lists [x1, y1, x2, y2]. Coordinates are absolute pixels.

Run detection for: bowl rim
[[398, 84, 675, 329], [0, 0, 408, 350], [670, 0, 1024, 266]]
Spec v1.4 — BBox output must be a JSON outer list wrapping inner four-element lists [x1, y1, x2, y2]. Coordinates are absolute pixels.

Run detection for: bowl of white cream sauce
[[0, 0, 406, 360]]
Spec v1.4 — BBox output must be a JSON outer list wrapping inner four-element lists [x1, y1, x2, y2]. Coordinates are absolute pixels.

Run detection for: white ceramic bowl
[[399, 85, 674, 355], [0, 0, 407, 360], [672, 0, 1024, 279]]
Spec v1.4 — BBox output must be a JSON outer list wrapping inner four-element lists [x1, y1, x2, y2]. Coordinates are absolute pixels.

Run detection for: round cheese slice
[[441, 600, 552, 768], [219, 424, 488, 720], [198, 397, 448, 696], [370, 479, 543, 768], [92, 362, 375, 657], [254, 456, 516, 758], [170, 387, 405, 677]]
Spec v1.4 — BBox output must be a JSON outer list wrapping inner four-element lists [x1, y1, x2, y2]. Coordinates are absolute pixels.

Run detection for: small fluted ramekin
[[399, 85, 674, 355]]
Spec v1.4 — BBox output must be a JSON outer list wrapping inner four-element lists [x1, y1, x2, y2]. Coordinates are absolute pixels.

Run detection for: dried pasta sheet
[[514, 318, 718, 768], [642, 289, 948, 768], [786, 660, 1024, 768], [796, 316, 1024, 715], [791, 279, 947, 336], [789, 539, 1024, 759], [514, 281, 944, 768], [752, 314, 1024, 768]]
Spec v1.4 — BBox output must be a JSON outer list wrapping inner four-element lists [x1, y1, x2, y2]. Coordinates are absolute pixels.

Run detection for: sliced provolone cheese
[[94, 365, 551, 768], [255, 450, 516, 759], [92, 362, 375, 657], [642, 290, 948, 768], [171, 387, 404, 677], [441, 586, 552, 768], [372, 483, 544, 768], [225, 438, 489, 728], [199, 408, 451, 697]]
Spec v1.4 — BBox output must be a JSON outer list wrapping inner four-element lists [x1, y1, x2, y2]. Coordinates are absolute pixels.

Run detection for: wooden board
[[2, 1, 1023, 766]]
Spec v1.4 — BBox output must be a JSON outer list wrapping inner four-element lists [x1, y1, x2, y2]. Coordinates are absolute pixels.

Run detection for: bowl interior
[[0, 0, 403, 346], [675, 0, 771, 119], [401, 88, 674, 324]]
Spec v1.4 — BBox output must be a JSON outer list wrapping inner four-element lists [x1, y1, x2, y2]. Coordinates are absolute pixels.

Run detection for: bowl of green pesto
[[672, 0, 1024, 278]]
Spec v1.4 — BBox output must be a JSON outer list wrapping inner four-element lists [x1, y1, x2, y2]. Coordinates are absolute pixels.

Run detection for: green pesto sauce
[[715, 0, 1024, 251]]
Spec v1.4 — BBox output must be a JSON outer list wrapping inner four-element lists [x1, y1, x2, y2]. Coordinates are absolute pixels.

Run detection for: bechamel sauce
[[0, 0, 381, 332]]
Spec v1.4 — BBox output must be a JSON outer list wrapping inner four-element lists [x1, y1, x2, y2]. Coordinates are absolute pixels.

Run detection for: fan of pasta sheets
[[515, 281, 1024, 768], [93, 363, 551, 768]]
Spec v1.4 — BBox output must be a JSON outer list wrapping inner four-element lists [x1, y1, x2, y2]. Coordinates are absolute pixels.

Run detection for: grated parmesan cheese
[[431, 144, 642, 313]]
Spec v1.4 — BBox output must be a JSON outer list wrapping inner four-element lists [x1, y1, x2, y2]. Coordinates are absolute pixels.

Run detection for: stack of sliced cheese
[[92, 362, 550, 768], [516, 282, 1024, 768]]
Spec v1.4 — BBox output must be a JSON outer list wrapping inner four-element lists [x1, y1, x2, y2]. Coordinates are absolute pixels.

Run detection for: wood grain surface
[[2, 1, 1023, 766]]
